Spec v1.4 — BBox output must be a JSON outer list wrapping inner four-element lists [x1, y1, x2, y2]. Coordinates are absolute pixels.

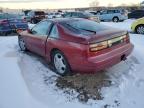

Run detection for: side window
[[31, 21, 52, 36], [28, 11, 34, 16], [78, 13, 84, 17], [72, 12, 78, 17], [49, 25, 59, 38], [64, 13, 71, 17], [137, 10, 143, 14], [107, 10, 114, 14], [114, 10, 120, 13], [101, 10, 107, 14]]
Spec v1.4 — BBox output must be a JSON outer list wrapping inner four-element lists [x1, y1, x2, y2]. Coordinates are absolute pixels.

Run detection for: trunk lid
[[87, 28, 127, 44]]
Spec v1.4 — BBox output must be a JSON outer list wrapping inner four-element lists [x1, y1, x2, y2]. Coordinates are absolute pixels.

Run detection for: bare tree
[[108, 3, 113, 7], [0, 7, 3, 13], [89, 0, 100, 7]]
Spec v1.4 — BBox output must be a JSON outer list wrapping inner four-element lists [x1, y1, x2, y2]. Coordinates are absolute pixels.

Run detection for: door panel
[[99, 11, 108, 21], [26, 21, 52, 56], [26, 34, 47, 56]]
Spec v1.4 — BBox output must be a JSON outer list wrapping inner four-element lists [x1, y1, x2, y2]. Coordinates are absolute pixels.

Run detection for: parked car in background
[[46, 12, 62, 19], [0, 13, 28, 36], [131, 17, 144, 34], [128, 10, 144, 19], [18, 18, 133, 76], [86, 11, 98, 15], [97, 9, 128, 22], [26, 11, 46, 24], [63, 11, 100, 23]]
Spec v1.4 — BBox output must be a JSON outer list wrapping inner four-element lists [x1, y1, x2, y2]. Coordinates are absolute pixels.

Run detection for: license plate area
[[108, 37, 123, 46]]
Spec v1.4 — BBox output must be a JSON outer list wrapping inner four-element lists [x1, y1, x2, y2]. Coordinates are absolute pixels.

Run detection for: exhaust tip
[[121, 55, 127, 61]]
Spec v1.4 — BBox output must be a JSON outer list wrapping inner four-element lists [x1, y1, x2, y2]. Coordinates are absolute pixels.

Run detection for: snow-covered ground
[[0, 19, 144, 108]]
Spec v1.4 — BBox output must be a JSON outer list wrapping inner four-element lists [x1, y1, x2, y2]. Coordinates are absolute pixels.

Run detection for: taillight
[[88, 17, 94, 20], [22, 18, 27, 23], [123, 34, 130, 43], [90, 41, 108, 52], [89, 34, 130, 52], [0, 20, 8, 24]]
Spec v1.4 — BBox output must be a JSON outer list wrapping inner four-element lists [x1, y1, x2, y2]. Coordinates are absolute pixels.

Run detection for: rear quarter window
[[49, 25, 59, 38]]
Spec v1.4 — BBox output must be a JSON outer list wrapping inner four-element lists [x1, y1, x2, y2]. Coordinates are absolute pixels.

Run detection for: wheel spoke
[[137, 26, 144, 34], [19, 39, 26, 51]]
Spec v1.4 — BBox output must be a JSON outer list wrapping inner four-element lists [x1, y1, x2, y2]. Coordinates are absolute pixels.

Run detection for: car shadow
[[17, 50, 112, 103]]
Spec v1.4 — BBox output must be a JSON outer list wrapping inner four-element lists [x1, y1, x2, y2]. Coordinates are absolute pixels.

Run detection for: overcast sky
[[0, 0, 143, 9]]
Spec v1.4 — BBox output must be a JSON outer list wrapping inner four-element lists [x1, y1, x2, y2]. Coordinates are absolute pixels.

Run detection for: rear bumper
[[71, 43, 134, 73]]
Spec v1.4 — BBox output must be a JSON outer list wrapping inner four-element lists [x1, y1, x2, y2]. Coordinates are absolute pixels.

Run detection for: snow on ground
[[101, 19, 135, 32], [0, 19, 144, 108], [28, 23, 35, 29]]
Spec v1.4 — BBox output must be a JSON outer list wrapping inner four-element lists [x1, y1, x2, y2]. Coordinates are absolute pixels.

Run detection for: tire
[[113, 17, 119, 22], [0, 31, 8, 36], [18, 36, 27, 51], [53, 16, 56, 18], [136, 25, 144, 34], [51, 50, 71, 76], [31, 19, 37, 24]]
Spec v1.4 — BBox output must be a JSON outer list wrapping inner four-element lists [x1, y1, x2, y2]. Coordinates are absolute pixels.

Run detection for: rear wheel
[[18, 37, 27, 51], [51, 50, 71, 76], [0, 31, 8, 36], [136, 25, 144, 34], [113, 17, 119, 22]]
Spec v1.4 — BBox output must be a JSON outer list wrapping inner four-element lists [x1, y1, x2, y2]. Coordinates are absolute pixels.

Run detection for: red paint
[[19, 18, 134, 73]]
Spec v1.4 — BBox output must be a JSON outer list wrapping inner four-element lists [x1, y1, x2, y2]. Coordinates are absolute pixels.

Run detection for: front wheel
[[136, 25, 144, 34], [51, 50, 71, 76], [113, 17, 119, 22], [18, 37, 27, 51]]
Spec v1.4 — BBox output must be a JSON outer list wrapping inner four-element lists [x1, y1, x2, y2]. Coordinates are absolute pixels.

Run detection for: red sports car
[[18, 18, 134, 76]]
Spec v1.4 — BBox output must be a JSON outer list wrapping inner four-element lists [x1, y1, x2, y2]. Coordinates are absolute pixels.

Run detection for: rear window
[[35, 11, 45, 15], [61, 19, 108, 34]]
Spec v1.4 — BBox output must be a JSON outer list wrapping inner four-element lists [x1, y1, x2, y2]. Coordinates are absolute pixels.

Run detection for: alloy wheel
[[113, 17, 119, 22], [54, 53, 66, 74], [136, 25, 144, 34], [19, 38, 26, 51]]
